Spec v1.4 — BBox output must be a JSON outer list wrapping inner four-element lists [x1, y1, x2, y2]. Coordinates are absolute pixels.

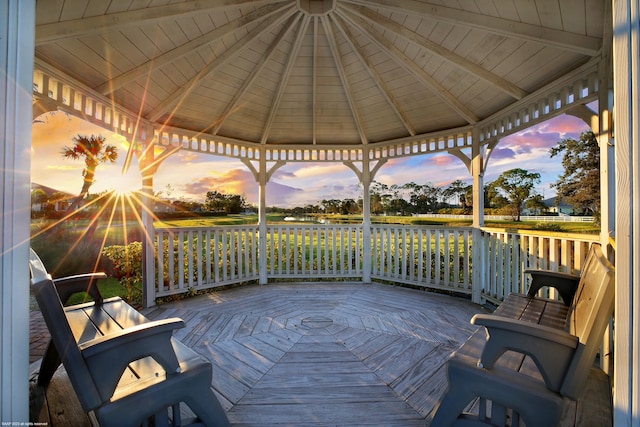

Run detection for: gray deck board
[[143, 283, 484, 426], [31, 282, 612, 426]]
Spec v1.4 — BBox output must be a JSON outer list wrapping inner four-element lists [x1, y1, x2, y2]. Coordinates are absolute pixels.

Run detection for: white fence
[[414, 214, 595, 222], [370, 225, 473, 293], [153, 224, 599, 304]]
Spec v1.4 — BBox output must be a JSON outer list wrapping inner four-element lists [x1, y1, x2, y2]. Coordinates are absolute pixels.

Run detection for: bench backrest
[[561, 243, 615, 398], [29, 249, 104, 411]]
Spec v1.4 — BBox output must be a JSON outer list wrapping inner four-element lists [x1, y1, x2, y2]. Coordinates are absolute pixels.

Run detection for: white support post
[[612, 1, 640, 425], [361, 151, 372, 283], [595, 34, 615, 375], [142, 174, 155, 307], [597, 4, 615, 255], [258, 154, 268, 285], [471, 129, 485, 304], [0, 0, 34, 421]]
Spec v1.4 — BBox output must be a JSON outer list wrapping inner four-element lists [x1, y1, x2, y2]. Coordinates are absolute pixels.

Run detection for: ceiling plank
[[261, 14, 311, 144], [95, 3, 292, 96], [312, 17, 319, 145], [323, 15, 368, 145], [343, 0, 601, 56], [211, 14, 302, 135], [342, 3, 528, 100], [36, 0, 273, 45], [332, 13, 416, 136], [339, 8, 479, 124], [148, 7, 297, 123]]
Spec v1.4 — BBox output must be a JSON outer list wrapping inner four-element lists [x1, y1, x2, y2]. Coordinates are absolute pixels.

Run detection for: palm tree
[[62, 134, 118, 211]]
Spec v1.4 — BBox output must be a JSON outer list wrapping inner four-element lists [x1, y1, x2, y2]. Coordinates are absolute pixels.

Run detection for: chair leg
[[181, 373, 229, 427], [94, 362, 230, 427], [37, 340, 61, 387], [432, 357, 564, 427], [431, 368, 485, 426]]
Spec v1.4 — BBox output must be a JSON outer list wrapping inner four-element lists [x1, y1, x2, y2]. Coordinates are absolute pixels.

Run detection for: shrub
[[102, 242, 143, 306]]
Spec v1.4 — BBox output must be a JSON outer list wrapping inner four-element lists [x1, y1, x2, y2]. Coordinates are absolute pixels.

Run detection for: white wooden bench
[[431, 243, 615, 427], [29, 249, 230, 427]]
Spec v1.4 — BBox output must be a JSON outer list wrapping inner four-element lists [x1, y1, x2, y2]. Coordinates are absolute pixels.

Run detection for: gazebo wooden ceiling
[[34, 0, 605, 152]]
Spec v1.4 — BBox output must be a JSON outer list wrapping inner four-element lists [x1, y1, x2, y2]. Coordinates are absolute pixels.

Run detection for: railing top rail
[[371, 224, 475, 230], [156, 224, 259, 232], [481, 227, 599, 242]]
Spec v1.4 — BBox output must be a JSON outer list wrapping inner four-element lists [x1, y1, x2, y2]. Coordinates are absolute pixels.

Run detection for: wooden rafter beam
[[148, 7, 297, 123], [211, 14, 302, 135], [261, 14, 311, 144], [341, 3, 528, 100], [332, 13, 416, 135], [95, 2, 292, 96], [339, 7, 479, 124], [323, 15, 368, 144], [343, 0, 601, 56], [312, 17, 318, 145], [36, 0, 272, 45]]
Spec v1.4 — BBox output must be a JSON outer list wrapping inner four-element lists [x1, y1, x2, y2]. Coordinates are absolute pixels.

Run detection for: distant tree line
[[267, 131, 601, 221], [33, 131, 599, 222]]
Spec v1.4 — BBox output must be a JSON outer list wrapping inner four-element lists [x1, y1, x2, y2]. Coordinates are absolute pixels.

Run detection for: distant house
[[544, 197, 574, 215], [30, 183, 74, 212], [153, 202, 176, 213]]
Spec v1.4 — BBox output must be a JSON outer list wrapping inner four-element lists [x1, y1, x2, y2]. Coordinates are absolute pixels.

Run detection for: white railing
[[479, 228, 599, 305], [152, 224, 598, 305], [370, 225, 473, 294], [266, 224, 363, 279], [414, 214, 595, 222], [155, 225, 259, 297]]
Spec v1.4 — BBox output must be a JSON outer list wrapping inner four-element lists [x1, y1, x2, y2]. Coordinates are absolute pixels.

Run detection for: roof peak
[[297, 0, 336, 16]]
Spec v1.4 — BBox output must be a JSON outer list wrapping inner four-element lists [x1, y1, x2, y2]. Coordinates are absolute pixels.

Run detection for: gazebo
[[1, 1, 638, 425]]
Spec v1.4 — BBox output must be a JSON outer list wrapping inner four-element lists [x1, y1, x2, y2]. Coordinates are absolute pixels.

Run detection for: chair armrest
[[79, 318, 186, 400], [472, 314, 579, 391], [54, 273, 107, 306], [524, 269, 580, 305]]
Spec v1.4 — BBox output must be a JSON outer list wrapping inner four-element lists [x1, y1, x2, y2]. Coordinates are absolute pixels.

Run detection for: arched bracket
[[32, 97, 59, 121], [447, 148, 472, 173], [241, 158, 286, 182], [565, 104, 598, 128], [448, 140, 499, 177], [121, 131, 182, 179], [343, 158, 387, 183], [140, 144, 182, 178], [565, 103, 614, 147]]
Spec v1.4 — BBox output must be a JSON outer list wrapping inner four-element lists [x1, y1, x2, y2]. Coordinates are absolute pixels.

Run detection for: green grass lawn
[[64, 277, 127, 306], [30, 213, 598, 309], [155, 213, 598, 234]]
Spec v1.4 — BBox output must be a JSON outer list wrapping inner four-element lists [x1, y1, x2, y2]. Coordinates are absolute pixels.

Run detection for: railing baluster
[[152, 224, 594, 305], [196, 230, 203, 286], [213, 230, 220, 283], [206, 230, 212, 283], [157, 231, 165, 292], [168, 231, 175, 289]]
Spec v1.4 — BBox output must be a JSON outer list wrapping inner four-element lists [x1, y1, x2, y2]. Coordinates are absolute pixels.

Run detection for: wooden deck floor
[[143, 282, 483, 426], [30, 282, 612, 426]]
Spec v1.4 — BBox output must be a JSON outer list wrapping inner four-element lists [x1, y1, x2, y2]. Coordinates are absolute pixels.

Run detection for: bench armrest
[[524, 269, 580, 305], [472, 313, 579, 391], [79, 318, 186, 400], [54, 273, 108, 306]]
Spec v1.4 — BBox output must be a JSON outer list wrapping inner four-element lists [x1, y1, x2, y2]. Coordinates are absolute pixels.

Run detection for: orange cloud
[[181, 169, 256, 199], [47, 165, 78, 171]]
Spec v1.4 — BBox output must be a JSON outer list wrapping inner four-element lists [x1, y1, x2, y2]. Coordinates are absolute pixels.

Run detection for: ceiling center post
[[296, 0, 336, 16]]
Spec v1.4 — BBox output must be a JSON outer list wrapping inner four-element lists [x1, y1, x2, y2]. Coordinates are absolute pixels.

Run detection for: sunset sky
[[31, 112, 591, 208]]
